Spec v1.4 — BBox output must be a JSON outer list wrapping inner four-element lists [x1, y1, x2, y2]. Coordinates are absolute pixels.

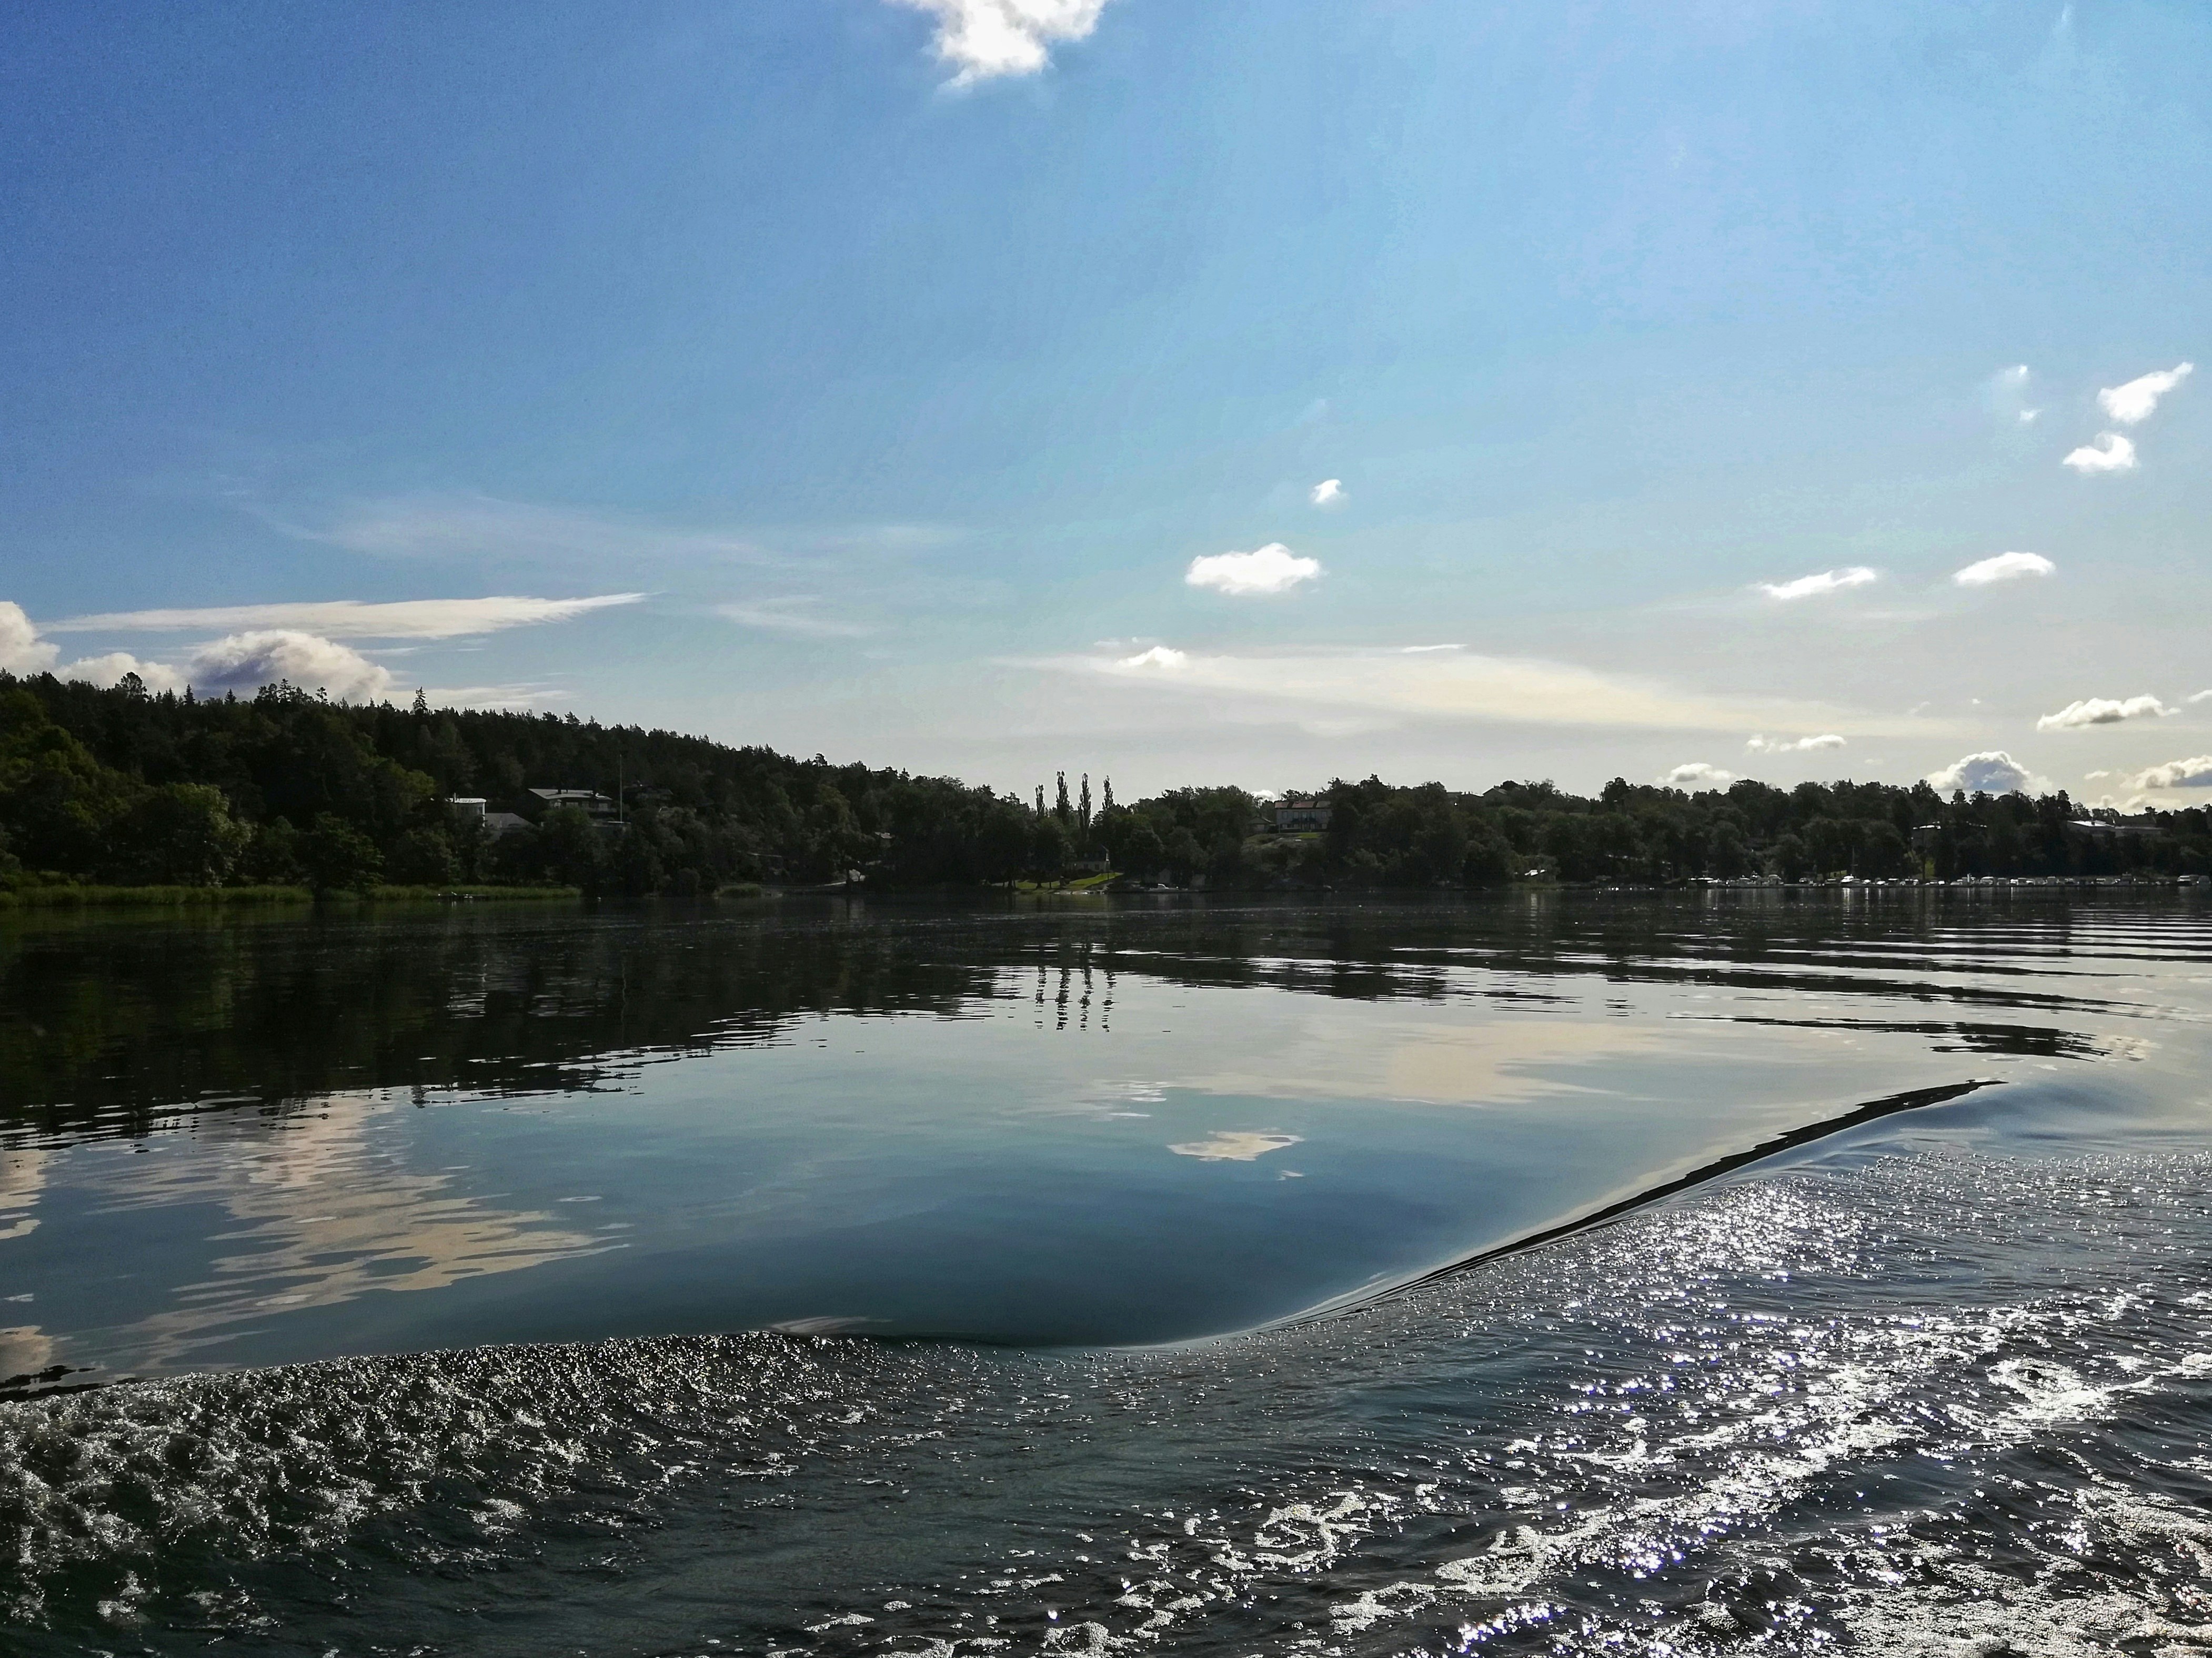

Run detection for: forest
[[2, 671, 2206, 895]]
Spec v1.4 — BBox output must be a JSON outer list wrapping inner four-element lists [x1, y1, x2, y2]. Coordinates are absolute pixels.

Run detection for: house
[[529, 787, 621, 822], [1273, 797, 1333, 833], [483, 811, 532, 840], [445, 796, 488, 821], [2067, 814, 2164, 843]]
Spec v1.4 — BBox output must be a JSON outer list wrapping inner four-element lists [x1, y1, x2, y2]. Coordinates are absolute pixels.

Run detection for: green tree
[[300, 814, 383, 892], [537, 805, 606, 889], [388, 825, 460, 886], [106, 783, 251, 885]]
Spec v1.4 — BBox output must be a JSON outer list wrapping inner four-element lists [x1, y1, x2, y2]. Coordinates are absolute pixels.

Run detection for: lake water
[[3, 892, 2209, 1654]]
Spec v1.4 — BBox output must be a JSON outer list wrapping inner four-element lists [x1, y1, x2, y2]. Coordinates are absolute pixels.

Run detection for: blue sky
[[4, 0, 2209, 803]]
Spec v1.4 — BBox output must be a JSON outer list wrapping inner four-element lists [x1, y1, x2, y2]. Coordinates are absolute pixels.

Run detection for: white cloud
[[2190, 689, 2212, 705], [1745, 733, 1846, 753], [888, 0, 1113, 84], [1401, 643, 1464, 653], [717, 600, 873, 638], [2097, 362, 2193, 425], [188, 631, 395, 702], [2129, 755, 2212, 791], [1952, 551, 2055, 587], [1310, 479, 1345, 508], [1117, 645, 1188, 670], [1052, 644, 1912, 735], [0, 602, 58, 674], [2062, 432, 2137, 473], [1184, 543, 1323, 597], [1660, 762, 1734, 789], [51, 593, 644, 641], [1927, 751, 2050, 796], [2036, 694, 2174, 732], [57, 652, 186, 693], [2020, 409, 2041, 423], [1756, 566, 1878, 601]]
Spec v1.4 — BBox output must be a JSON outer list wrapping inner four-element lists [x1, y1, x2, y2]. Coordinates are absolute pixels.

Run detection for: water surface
[[3, 893, 2208, 1654]]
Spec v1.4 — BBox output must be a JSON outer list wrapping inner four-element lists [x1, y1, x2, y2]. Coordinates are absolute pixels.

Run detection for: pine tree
[[412, 688, 430, 716]]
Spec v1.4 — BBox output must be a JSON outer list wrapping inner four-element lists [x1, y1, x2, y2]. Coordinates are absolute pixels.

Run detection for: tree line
[[2, 671, 2206, 894]]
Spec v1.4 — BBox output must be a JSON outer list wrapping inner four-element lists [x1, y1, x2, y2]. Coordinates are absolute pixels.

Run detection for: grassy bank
[[0, 883, 314, 909], [0, 882, 582, 909], [348, 884, 581, 903]]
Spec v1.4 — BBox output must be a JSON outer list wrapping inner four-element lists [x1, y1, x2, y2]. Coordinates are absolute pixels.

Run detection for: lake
[[3, 892, 2209, 1654]]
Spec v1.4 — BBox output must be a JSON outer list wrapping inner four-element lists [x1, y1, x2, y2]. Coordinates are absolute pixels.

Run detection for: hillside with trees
[[2, 671, 2205, 896]]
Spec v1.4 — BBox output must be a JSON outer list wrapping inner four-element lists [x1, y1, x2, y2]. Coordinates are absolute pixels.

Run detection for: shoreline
[[0, 882, 582, 910]]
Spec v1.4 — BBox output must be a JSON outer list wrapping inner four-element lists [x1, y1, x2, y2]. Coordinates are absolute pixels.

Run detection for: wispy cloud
[[1987, 363, 2040, 425], [260, 493, 768, 567], [1953, 551, 2055, 587], [1756, 567, 1878, 601], [1044, 644, 1914, 735], [1927, 751, 2050, 796], [49, 593, 645, 641], [717, 599, 874, 638], [2097, 362, 2193, 425], [1185, 543, 1323, 597], [417, 683, 568, 711], [2130, 755, 2212, 791], [2062, 432, 2136, 473], [888, 0, 1113, 85], [1309, 478, 1345, 508], [1660, 762, 1733, 788], [1746, 733, 1846, 753], [2036, 694, 2174, 731]]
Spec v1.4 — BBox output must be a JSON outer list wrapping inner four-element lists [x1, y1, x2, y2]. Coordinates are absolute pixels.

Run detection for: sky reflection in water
[[1, 893, 2206, 1383]]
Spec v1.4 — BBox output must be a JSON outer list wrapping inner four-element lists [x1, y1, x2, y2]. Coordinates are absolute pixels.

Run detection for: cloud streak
[[51, 594, 645, 641], [2097, 362, 2193, 425], [1746, 733, 1846, 753], [262, 493, 767, 567], [1756, 567, 1877, 601], [889, 0, 1113, 84], [1047, 644, 1917, 736], [2036, 694, 2173, 732], [717, 600, 873, 638], [1185, 543, 1322, 597], [1953, 551, 2055, 587]]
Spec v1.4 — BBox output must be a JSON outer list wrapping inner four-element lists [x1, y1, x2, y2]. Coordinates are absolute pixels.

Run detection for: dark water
[[3, 893, 2209, 1654]]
